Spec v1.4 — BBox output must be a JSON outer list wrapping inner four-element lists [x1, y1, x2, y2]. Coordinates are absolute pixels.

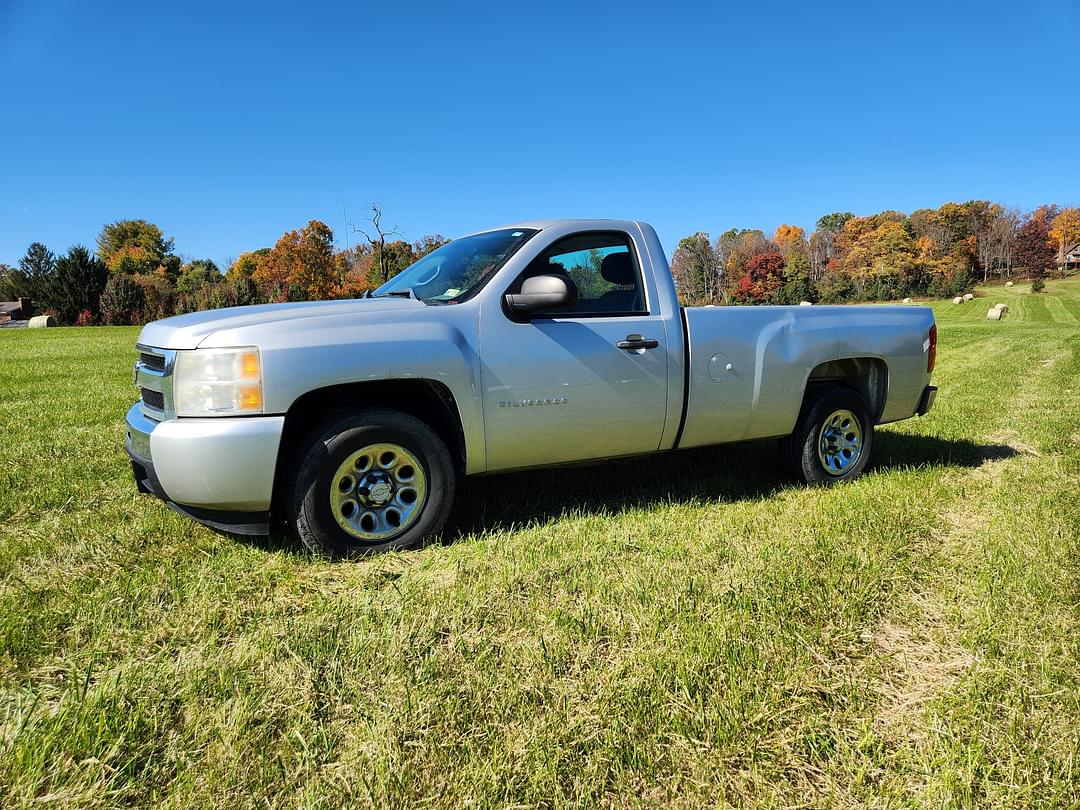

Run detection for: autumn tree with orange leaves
[[252, 220, 341, 302], [1050, 208, 1080, 265], [773, 224, 807, 261]]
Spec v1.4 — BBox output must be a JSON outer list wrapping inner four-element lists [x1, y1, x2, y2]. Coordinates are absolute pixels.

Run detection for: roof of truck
[[465, 218, 643, 236]]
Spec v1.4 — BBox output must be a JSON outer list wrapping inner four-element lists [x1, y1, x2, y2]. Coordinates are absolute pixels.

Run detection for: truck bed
[[677, 304, 936, 449]]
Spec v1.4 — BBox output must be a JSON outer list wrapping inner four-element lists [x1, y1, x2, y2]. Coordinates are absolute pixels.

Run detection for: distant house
[[0, 297, 34, 323], [1059, 242, 1080, 273]]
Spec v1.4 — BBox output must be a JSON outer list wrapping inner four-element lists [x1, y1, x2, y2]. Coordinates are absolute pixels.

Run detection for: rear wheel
[[289, 408, 456, 558], [781, 387, 873, 484]]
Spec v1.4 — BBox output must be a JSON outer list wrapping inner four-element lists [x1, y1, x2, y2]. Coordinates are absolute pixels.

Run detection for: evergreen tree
[[48, 246, 109, 324], [1, 242, 56, 304], [0, 264, 22, 301]]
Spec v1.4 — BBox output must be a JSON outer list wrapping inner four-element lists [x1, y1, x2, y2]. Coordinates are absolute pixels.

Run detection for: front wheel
[[289, 408, 456, 558], [781, 387, 873, 484]]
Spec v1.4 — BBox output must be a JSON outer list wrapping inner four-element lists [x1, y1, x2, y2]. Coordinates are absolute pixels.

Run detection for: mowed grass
[[1, 281, 1078, 808]]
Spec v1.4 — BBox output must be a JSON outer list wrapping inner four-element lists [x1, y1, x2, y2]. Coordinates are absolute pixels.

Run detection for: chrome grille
[[134, 346, 176, 420], [139, 352, 166, 371], [140, 387, 165, 410]]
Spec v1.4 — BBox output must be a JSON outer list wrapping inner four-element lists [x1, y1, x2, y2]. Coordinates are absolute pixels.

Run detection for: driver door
[[479, 230, 670, 471]]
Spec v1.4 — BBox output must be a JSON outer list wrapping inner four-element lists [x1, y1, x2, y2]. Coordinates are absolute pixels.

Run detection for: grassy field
[[1, 280, 1078, 808]]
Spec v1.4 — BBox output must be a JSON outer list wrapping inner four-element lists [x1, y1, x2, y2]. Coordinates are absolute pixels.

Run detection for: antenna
[[342, 199, 350, 252]]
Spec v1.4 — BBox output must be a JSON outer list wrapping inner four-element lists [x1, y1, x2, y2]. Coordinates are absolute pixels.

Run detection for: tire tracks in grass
[[1042, 293, 1080, 326], [838, 325, 1073, 802], [1056, 292, 1080, 325], [1021, 292, 1052, 323]]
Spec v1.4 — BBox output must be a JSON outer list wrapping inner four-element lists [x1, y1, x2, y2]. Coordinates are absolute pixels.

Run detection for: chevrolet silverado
[[126, 219, 938, 556]]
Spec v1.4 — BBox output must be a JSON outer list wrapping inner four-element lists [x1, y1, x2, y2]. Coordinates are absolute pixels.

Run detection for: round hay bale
[[953, 296, 964, 304], [28, 314, 57, 328], [902, 297, 912, 303], [963, 293, 974, 301], [995, 303, 1008, 312], [798, 301, 812, 306], [986, 307, 1003, 321], [1005, 281, 1014, 287]]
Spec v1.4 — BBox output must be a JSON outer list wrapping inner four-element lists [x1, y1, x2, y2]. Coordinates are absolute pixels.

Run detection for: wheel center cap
[[367, 481, 393, 505], [357, 470, 395, 507]]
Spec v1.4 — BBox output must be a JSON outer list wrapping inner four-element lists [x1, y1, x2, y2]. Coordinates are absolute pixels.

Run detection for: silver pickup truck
[[126, 219, 937, 556]]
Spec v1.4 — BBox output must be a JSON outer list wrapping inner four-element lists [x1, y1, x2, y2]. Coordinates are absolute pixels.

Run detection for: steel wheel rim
[[329, 443, 427, 541], [817, 409, 863, 476]]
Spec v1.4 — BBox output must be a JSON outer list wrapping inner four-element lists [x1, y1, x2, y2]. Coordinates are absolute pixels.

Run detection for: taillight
[[927, 324, 937, 373]]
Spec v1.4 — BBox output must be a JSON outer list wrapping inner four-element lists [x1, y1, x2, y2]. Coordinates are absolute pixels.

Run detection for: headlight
[[173, 347, 264, 416]]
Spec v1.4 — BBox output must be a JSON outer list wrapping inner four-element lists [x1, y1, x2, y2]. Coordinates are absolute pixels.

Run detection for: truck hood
[[137, 297, 424, 350]]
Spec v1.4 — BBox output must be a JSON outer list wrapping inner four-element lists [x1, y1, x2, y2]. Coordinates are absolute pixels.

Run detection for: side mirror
[[504, 274, 577, 315]]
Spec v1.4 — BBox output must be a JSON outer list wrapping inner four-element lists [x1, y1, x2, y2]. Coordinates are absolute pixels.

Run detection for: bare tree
[[350, 203, 403, 284], [808, 230, 829, 280], [714, 231, 739, 289], [997, 208, 1020, 279], [975, 204, 1002, 282], [975, 207, 1019, 281]]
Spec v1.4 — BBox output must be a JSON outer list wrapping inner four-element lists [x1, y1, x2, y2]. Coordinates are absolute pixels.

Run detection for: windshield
[[374, 228, 538, 304]]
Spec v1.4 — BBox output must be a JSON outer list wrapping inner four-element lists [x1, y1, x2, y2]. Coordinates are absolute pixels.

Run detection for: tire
[[780, 387, 873, 484], [289, 408, 456, 558]]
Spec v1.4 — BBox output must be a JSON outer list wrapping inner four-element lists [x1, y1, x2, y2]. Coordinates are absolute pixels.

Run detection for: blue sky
[[1, 0, 1077, 267]]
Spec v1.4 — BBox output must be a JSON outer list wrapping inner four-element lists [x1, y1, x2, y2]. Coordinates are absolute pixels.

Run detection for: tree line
[[3, 200, 1078, 325], [0, 208, 448, 326], [670, 202, 1080, 305]]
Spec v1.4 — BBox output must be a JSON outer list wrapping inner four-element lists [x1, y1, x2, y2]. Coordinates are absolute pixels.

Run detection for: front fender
[[204, 305, 487, 474]]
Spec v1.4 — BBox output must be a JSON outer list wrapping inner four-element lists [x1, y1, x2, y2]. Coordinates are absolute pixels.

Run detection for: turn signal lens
[[239, 384, 263, 411], [240, 350, 260, 380], [927, 325, 937, 373]]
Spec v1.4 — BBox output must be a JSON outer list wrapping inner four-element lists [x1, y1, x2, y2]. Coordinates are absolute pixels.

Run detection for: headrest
[[600, 252, 635, 285]]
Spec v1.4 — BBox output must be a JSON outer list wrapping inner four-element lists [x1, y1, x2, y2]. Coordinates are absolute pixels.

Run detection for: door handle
[[617, 335, 659, 350]]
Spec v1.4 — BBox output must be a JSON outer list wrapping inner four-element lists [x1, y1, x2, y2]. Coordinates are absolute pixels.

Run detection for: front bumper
[[125, 402, 285, 535]]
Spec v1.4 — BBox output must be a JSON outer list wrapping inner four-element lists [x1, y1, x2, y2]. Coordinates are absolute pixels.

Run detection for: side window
[[509, 231, 647, 316]]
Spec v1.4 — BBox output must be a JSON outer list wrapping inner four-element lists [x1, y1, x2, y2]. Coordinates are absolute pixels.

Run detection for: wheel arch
[[274, 379, 467, 508], [802, 356, 889, 422]]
